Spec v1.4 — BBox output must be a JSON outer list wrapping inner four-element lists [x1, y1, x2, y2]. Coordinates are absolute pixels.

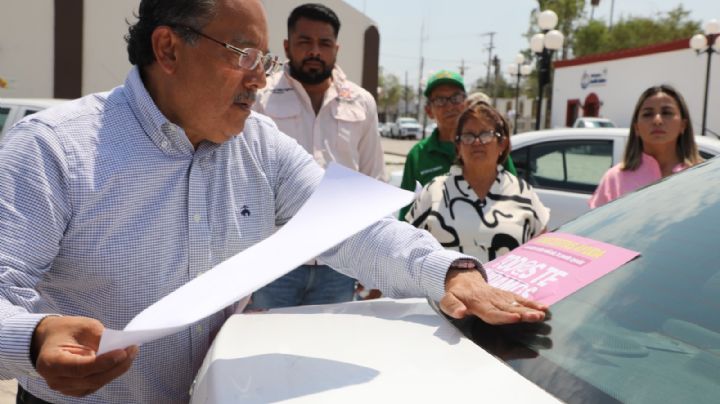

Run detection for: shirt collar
[[124, 67, 200, 156], [426, 129, 456, 157]]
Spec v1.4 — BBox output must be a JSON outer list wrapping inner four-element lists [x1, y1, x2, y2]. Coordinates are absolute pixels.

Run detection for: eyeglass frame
[[428, 92, 466, 108], [169, 24, 282, 76], [456, 131, 503, 145]]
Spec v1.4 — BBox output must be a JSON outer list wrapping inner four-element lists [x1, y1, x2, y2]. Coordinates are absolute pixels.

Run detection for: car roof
[[0, 97, 68, 108], [510, 128, 720, 154]]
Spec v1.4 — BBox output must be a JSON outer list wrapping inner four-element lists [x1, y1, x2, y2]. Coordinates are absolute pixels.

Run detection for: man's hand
[[440, 268, 547, 324], [32, 316, 138, 397]]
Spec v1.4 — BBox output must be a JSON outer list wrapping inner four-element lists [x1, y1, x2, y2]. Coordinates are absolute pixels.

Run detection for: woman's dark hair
[[623, 84, 702, 171], [287, 3, 341, 38], [125, 0, 217, 67], [454, 101, 511, 166]]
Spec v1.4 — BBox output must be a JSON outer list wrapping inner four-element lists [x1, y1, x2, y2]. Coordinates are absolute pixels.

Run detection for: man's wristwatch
[[448, 258, 487, 281]]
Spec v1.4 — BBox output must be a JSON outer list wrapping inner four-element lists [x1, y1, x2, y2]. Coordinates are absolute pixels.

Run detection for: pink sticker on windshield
[[485, 232, 640, 305]]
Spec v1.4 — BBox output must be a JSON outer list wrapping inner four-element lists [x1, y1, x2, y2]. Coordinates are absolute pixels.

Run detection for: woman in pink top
[[589, 85, 703, 208]]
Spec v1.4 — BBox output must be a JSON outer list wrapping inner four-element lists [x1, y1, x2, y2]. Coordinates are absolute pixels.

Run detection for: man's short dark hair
[[287, 3, 341, 38], [125, 0, 217, 67]]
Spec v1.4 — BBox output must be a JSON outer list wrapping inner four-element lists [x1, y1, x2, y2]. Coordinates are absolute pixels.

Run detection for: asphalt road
[[0, 380, 15, 404]]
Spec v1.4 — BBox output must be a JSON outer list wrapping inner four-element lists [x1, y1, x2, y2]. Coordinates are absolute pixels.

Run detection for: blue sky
[[343, 0, 720, 90]]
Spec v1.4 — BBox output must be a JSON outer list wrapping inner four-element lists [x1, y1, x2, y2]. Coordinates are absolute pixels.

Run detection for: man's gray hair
[[126, 0, 218, 67]]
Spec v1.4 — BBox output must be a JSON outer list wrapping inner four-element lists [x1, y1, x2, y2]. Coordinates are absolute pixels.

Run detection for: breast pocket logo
[[240, 205, 251, 217]]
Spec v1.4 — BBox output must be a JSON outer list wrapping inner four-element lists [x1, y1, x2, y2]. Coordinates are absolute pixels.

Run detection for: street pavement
[[0, 137, 416, 404], [0, 380, 15, 404], [381, 137, 416, 183]]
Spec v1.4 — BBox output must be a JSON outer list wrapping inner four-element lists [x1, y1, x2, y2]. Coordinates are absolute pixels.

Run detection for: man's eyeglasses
[[429, 92, 466, 107], [457, 131, 501, 145], [173, 25, 281, 76]]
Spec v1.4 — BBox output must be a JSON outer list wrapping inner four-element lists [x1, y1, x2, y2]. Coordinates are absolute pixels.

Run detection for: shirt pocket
[[262, 95, 302, 137], [330, 101, 367, 161]]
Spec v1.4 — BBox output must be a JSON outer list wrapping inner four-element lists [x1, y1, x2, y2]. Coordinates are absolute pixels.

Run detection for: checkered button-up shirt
[[0, 67, 466, 403]]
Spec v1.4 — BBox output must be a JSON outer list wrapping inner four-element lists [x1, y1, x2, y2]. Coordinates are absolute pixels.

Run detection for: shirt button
[[195, 325, 203, 333], [160, 140, 169, 148], [193, 214, 201, 223]]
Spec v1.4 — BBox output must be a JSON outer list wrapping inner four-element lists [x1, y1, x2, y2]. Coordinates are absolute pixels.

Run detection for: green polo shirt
[[398, 129, 516, 220]]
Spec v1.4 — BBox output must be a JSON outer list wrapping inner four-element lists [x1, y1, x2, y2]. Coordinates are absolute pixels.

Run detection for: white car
[[509, 128, 720, 229], [390, 117, 422, 140], [0, 98, 67, 141], [190, 298, 559, 403], [192, 159, 720, 403], [572, 117, 616, 128]]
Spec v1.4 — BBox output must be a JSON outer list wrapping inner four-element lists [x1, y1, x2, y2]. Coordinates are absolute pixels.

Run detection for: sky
[[342, 0, 720, 91]]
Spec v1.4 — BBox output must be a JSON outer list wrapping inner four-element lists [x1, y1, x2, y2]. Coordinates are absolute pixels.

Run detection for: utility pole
[[480, 32, 496, 93], [459, 59, 467, 77], [404, 71, 409, 116], [491, 55, 500, 106], [416, 20, 428, 119], [609, 0, 616, 30]]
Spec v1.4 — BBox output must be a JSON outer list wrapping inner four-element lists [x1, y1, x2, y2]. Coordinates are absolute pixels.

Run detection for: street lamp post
[[530, 10, 564, 130], [689, 19, 720, 136], [507, 54, 532, 134]]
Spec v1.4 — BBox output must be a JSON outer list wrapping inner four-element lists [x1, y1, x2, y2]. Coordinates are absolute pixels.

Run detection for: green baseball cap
[[424, 70, 465, 97]]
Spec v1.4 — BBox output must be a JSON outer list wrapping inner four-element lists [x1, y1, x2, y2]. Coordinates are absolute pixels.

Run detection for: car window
[[0, 107, 10, 133], [23, 109, 40, 117], [511, 140, 613, 193], [699, 150, 714, 160], [452, 159, 720, 404]]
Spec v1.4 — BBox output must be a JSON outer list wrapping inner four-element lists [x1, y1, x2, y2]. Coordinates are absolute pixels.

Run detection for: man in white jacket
[[251, 3, 386, 308]]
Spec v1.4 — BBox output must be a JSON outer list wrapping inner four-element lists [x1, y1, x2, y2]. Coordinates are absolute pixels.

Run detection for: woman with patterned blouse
[[406, 102, 550, 262]]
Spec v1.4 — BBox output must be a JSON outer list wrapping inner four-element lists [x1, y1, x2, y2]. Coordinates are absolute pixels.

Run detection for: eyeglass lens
[[431, 93, 465, 107], [459, 132, 497, 145]]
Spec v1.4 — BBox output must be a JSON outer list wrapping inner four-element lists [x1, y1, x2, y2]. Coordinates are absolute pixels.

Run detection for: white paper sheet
[[98, 163, 415, 354]]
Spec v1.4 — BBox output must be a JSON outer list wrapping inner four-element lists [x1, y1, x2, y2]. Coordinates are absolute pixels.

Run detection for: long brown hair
[[623, 85, 702, 171], [454, 101, 511, 166]]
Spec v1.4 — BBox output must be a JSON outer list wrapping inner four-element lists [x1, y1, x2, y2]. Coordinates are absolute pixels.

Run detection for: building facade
[[551, 38, 720, 135], [0, 0, 379, 100]]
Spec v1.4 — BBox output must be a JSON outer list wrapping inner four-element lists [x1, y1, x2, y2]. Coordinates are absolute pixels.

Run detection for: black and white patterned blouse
[[406, 165, 550, 262]]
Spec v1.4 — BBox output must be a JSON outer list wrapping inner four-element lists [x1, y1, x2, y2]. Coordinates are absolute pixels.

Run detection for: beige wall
[[0, 0, 373, 98], [82, 1, 138, 95], [0, 0, 55, 98]]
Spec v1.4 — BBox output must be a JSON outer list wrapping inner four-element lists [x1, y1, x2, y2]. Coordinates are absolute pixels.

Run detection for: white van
[[0, 98, 68, 141]]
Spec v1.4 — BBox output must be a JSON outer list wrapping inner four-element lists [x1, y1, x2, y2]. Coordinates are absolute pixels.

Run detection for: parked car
[[389, 117, 422, 140], [0, 98, 67, 141], [378, 122, 391, 138], [509, 128, 720, 228], [191, 157, 720, 403], [572, 117, 616, 128], [424, 121, 437, 138]]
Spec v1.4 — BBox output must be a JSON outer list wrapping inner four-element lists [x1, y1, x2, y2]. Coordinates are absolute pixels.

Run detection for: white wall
[[552, 47, 720, 134], [82, 1, 138, 95], [0, 0, 54, 98], [260, 0, 375, 84]]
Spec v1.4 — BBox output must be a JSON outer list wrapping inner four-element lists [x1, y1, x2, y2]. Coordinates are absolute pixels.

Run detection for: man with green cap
[[398, 70, 515, 220]]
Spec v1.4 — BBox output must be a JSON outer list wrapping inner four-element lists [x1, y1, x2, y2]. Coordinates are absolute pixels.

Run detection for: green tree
[[377, 68, 403, 118], [573, 6, 700, 57]]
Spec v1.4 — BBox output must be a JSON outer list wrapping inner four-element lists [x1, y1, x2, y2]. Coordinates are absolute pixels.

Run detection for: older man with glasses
[[0, 1, 546, 402], [398, 70, 516, 221]]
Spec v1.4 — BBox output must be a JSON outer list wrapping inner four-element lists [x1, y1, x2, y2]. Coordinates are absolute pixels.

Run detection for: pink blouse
[[589, 153, 687, 208]]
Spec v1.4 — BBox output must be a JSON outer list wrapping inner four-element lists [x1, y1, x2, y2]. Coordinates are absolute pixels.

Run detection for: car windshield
[[591, 120, 614, 128], [452, 157, 720, 403], [399, 118, 418, 124]]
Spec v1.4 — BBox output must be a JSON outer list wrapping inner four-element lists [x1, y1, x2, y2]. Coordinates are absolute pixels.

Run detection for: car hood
[[191, 298, 560, 403]]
